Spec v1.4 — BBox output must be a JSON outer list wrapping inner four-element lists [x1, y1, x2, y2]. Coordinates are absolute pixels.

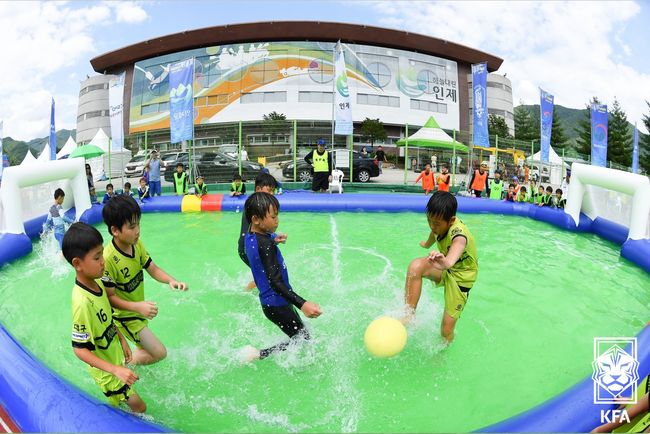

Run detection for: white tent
[[57, 136, 77, 159], [87, 128, 132, 180], [20, 150, 37, 166], [36, 143, 51, 163], [526, 145, 569, 185]]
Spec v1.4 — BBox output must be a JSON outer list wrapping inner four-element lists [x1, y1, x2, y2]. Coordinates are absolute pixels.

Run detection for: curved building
[[76, 74, 114, 144], [87, 21, 509, 148]]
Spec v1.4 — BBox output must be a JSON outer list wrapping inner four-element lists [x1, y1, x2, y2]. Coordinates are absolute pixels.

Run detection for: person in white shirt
[[241, 148, 248, 161], [560, 171, 571, 197]]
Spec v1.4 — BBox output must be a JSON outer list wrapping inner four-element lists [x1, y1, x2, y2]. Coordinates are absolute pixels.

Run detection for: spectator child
[[230, 174, 246, 197], [488, 171, 504, 200], [89, 187, 99, 205], [540, 186, 554, 207], [102, 183, 116, 204], [436, 165, 451, 192], [172, 163, 188, 195], [555, 188, 566, 209], [137, 177, 150, 201], [516, 186, 529, 203], [122, 182, 134, 198], [536, 185, 545, 205], [194, 176, 208, 197], [505, 183, 516, 202]]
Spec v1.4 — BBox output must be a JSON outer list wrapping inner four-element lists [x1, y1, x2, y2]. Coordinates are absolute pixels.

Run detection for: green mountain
[[516, 104, 644, 145], [3, 129, 75, 165]]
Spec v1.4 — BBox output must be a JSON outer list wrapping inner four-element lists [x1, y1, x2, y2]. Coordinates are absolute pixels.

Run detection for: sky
[[1, 0, 649, 141]]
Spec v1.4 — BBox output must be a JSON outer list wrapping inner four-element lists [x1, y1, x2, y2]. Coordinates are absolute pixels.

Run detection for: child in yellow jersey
[[63, 222, 146, 412], [402, 191, 479, 343], [102, 195, 188, 365]]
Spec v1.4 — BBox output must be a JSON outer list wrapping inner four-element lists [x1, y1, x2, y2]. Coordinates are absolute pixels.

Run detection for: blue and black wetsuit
[[245, 231, 309, 359]]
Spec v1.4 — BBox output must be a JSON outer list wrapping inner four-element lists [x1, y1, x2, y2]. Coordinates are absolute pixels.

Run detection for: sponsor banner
[[540, 89, 554, 163], [472, 63, 489, 147], [334, 44, 353, 136], [591, 104, 608, 167], [109, 72, 126, 151], [169, 58, 194, 143]]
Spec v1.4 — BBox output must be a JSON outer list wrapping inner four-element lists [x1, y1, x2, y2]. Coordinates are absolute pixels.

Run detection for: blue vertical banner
[[539, 88, 554, 163], [169, 58, 194, 144], [632, 123, 639, 174], [590, 104, 608, 167], [334, 42, 353, 135], [471, 63, 489, 147], [49, 98, 56, 160]]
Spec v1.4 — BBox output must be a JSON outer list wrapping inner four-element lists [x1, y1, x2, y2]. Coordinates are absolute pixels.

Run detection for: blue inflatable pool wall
[[0, 193, 648, 432]]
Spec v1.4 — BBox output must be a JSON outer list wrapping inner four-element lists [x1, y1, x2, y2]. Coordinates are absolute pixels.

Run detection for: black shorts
[[312, 172, 329, 191], [472, 189, 483, 198], [259, 304, 309, 359]]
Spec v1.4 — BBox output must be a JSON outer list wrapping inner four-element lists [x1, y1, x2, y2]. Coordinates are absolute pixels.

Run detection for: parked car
[[160, 151, 186, 175], [282, 150, 379, 182], [124, 154, 149, 177], [215, 144, 239, 159], [164, 152, 263, 184]]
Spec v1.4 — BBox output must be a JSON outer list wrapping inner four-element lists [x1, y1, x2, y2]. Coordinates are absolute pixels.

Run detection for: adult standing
[[304, 139, 332, 193], [467, 161, 489, 198], [374, 146, 387, 174], [145, 150, 162, 196], [560, 171, 571, 197], [240, 147, 248, 161]]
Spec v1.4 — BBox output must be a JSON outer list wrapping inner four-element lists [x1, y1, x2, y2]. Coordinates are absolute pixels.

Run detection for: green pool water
[[0, 211, 648, 432]]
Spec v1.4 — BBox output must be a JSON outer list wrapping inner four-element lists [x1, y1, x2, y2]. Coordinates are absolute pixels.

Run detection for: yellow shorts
[[114, 317, 148, 348], [90, 367, 135, 407], [436, 270, 470, 319]]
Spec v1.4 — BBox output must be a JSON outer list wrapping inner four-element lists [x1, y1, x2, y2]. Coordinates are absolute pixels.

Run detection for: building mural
[[130, 41, 459, 133]]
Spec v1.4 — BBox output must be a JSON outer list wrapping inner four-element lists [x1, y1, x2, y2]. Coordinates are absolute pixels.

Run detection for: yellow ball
[[364, 316, 408, 358]]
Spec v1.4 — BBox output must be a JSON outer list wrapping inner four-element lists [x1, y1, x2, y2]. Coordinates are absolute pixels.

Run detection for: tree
[[607, 99, 633, 167], [488, 114, 511, 139], [550, 109, 568, 150], [360, 117, 387, 146], [640, 101, 650, 173], [262, 111, 289, 144], [575, 96, 601, 157], [514, 105, 537, 142]]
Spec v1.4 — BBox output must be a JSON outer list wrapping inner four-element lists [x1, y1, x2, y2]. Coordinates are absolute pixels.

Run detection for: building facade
[[467, 73, 515, 136], [76, 74, 115, 145], [86, 22, 509, 149]]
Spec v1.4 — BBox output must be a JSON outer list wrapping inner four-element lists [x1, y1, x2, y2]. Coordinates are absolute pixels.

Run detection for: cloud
[[371, 0, 650, 133], [0, 2, 149, 141], [112, 1, 148, 24]]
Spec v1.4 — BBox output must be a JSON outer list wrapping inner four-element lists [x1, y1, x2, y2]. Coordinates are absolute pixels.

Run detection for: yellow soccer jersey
[[103, 238, 152, 321], [71, 279, 123, 376], [436, 218, 478, 288]]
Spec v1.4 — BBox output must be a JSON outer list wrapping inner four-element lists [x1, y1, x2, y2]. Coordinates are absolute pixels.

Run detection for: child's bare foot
[[239, 345, 260, 364], [244, 281, 256, 292]]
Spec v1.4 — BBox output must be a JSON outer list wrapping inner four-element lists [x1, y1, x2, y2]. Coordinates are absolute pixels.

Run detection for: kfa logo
[[592, 337, 639, 424]]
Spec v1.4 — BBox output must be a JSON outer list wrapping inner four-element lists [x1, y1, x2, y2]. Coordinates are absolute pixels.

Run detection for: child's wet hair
[[425, 191, 457, 222], [54, 188, 65, 199], [124, 182, 131, 189], [102, 194, 141, 233], [521, 186, 527, 192], [245, 192, 280, 225], [546, 186, 553, 193], [255, 173, 277, 190], [62, 222, 103, 265], [508, 183, 515, 188], [106, 183, 114, 190], [233, 174, 242, 181], [556, 188, 563, 195]]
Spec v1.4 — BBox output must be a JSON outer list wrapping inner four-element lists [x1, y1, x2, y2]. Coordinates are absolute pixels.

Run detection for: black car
[[164, 152, 263, 184], [282, 150, 380, 182]]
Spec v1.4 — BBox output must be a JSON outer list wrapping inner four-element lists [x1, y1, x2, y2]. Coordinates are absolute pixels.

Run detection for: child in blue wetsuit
[[241, 192, 322, 362], [43, 188, 75, 249]]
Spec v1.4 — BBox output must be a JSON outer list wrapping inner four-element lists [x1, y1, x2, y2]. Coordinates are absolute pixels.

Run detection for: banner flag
[[632, 123, 639, 174], [50, 98, 56, 160], [591, 104, 608, 167], [540, 88, 554, 163], [471, 63, 489, 147], [334, 43, 353, 136], [109, 72, 126, 151], [169, 58, 194, 143]]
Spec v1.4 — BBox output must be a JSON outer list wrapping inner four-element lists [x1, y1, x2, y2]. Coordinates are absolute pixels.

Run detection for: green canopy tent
[[396, 116, 467, 185]]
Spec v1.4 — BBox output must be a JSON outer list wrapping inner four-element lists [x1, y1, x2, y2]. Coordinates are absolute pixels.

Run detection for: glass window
[[366, 62, 392, 88], [357, 93, 399, 107], [207, 94, 228, 105], [141, 103, 158, 115], [410, 98, 447, 114], [307, 54, 334, 84]]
